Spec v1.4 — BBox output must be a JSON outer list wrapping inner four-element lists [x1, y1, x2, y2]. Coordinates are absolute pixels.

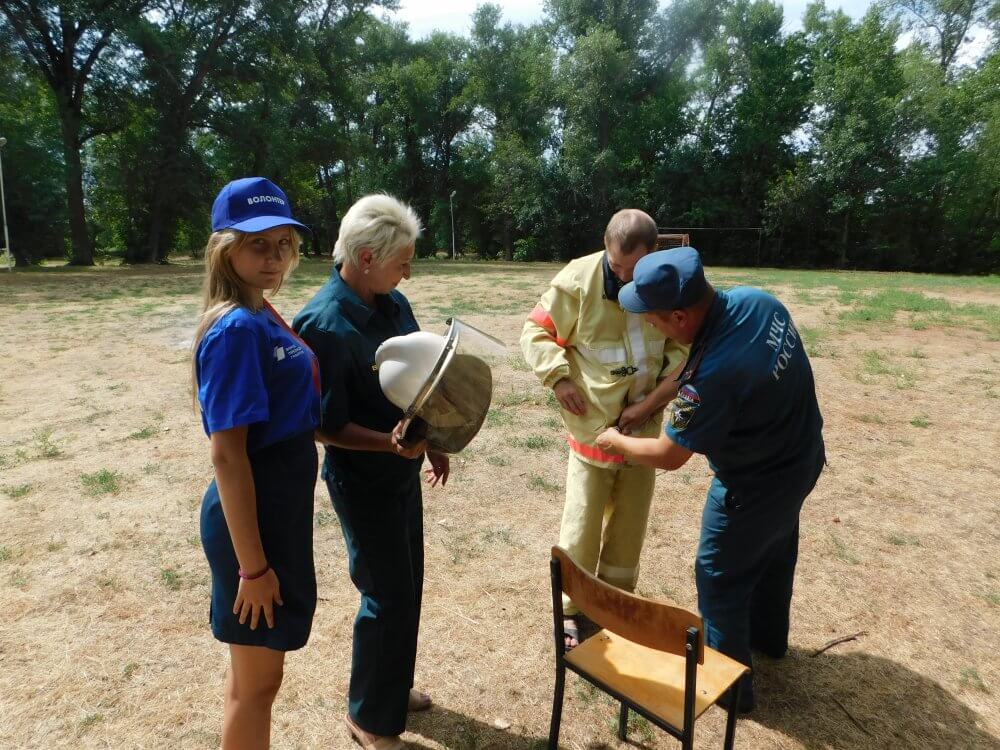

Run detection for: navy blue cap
[[618, 247, 707, 312], [211, 177, 310, 234]]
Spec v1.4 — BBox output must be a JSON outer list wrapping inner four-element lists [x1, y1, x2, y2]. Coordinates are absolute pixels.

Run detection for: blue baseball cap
[[211, 177, 310, 234], [618, 247, 708, 312]]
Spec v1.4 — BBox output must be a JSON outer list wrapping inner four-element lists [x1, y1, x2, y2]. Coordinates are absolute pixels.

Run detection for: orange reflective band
[[567, 435, 625, 464], [528, 304, 568, 347]]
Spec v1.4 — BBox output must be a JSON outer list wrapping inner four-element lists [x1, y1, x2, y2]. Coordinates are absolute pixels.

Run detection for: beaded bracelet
[[238, 564, 270, 580]]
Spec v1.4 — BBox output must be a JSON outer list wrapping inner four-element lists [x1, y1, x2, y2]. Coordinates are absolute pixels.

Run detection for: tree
[[798, 4, 909, 266], [0, 0, 144, 264], [0, 32, 66, 264], [890, 0, 996, 75]]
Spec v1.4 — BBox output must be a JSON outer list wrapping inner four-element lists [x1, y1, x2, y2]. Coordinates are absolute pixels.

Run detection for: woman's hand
[[233, 568, 283, 630], [425, 450, 450, 487], [391, 420, 428, 459], [595, 427, 623, 455]]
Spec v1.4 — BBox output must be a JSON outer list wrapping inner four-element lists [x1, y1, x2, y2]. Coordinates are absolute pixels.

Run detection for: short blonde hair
[[604, 209, 657, 255], [334, 194, 422, 267]]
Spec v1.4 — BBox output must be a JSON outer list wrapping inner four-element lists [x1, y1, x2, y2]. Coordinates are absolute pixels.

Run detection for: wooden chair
[[548, 546, 749, 750]]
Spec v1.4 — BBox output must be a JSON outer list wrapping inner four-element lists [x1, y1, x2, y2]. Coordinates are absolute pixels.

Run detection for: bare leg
[[222, 644, 285, 750]]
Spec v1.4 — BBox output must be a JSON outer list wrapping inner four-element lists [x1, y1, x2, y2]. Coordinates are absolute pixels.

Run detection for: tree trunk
[[839, 208, 850, 268], [502, 215, 513, 261], [58, 103, 93, 266]]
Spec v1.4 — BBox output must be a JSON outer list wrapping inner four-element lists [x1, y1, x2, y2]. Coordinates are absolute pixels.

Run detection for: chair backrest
[[552, 545, 705, 664]]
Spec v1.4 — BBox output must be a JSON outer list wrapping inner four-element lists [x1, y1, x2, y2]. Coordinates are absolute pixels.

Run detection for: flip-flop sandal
[[345, 714, 405, 750], [408, 688, 432, 712], [563, 617, 581, 652]]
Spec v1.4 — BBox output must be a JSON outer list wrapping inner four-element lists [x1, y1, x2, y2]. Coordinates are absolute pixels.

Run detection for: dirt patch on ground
[[1, 259, 998, 748]]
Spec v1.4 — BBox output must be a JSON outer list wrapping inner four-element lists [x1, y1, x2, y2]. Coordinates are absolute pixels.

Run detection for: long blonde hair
[[190, 228, 302, 405]]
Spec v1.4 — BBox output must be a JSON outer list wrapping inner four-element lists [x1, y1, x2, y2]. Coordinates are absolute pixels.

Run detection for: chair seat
[[565, 629, 749, 729]]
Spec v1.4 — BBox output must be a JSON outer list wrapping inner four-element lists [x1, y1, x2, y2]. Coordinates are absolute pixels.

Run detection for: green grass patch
[[33, 428, 63, 458], [160, 568, 182, 591], [611, 711, 656, 743], [486, 455, 509, 466], [977, 591, 1000, 606], [508, 355, 532, 372], [512, 435, 556, 451], [910, 415, 931, 428], [888, 533, 921, 546], [828, 533, 860, 565], [4, 483, 33, 498], [528, 474, 560, 493], [959, 667, 989, 693], [479, 525, 519, 546], [81, 469, 125, 496], [858, 351, 916, 389], [486, 408, 513, 427], [0, 546, 11, 562], [77, 713, 104, 736], [797, 326, 829, 357], [839, 289, 999, 335], [851, 413, 885, 425], [128, 426, 157, 440], [497, 389, 540, 407]]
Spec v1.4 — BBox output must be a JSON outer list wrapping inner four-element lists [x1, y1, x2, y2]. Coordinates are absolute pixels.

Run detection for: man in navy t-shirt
[[596, 247, 825, 712]]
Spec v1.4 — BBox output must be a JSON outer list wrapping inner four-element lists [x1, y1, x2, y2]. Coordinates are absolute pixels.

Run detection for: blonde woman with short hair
[[294, 194, 448, 750], [193, 177, 320, 750]]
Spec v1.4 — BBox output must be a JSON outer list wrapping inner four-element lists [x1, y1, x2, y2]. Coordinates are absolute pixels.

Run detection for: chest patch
[[669, 384, 701, 431]]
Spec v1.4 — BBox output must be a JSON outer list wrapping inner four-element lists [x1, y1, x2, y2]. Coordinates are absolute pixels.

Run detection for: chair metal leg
[[618, 702, 628, 741], [548, 665, 565, 749], [722, 681, 741, 750]]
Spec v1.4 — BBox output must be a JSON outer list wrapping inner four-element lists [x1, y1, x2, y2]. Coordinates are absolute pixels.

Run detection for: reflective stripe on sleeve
[[528, 304, 568, 347]]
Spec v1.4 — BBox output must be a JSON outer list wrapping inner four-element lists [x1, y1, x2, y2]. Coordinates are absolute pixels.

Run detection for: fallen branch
[[810, 630, 867, 657], [833, 696, 872, 737]]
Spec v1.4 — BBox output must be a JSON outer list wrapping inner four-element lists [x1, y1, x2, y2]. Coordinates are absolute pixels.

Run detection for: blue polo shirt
[[292, 267, 422, 494], [665, 288, 824, 497], [196, 304, 321, 454]]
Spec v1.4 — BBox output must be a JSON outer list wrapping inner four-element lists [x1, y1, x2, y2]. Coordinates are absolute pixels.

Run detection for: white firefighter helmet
[[375, 319, 505, 454]]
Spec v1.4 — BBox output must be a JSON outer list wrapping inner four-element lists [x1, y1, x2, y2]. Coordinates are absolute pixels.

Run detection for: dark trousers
[[695, 457, 823, 710], [327, 473, 424, 736]]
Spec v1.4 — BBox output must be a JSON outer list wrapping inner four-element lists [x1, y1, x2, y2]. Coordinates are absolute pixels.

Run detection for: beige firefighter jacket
[[520, 250, 689, 468]]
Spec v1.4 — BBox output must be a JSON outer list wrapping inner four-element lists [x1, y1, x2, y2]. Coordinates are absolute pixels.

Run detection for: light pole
[[0, 137, 10, 271], [449, 189, 457, 260]]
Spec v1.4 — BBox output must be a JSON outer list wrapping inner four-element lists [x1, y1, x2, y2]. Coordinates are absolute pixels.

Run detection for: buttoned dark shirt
[[293, 266, 422, 494]]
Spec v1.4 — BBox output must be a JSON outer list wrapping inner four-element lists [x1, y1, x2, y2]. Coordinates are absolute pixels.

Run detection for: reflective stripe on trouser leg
[[597, 461, 655, 591], [557, 451, 616, 616]]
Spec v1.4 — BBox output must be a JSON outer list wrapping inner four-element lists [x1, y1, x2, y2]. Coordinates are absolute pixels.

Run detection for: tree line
[[1, 0, 997, 272]]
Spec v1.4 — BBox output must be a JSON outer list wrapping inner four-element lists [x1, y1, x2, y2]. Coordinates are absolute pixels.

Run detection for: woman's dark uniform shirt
[[293, 267, 422, 494]]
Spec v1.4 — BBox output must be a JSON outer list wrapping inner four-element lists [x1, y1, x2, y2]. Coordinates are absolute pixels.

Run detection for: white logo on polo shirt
[[274, 346, 285, 361]]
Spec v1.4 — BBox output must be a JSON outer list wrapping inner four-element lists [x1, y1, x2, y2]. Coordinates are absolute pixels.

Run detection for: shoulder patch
[[669, 384, 701, 431], [678, 384, 700, 404]]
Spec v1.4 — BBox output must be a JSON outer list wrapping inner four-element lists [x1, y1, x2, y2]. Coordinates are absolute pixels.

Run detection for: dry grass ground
[[1, 257, 998, 749]]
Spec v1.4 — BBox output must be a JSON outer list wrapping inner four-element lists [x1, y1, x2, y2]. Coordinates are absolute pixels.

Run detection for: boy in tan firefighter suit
[[520, 210, 688, 647]]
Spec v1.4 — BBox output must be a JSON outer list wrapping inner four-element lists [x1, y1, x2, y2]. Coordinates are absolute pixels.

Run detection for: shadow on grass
[[752, 647, 1000, 749], [406, 705, 547, 750]]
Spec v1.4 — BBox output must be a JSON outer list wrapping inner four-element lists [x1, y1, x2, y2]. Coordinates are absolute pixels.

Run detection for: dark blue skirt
[[200, 430, 318, 651]]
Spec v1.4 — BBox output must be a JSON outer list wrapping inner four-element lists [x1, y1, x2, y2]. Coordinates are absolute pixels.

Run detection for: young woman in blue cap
[[192, 177, 320, 749]]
